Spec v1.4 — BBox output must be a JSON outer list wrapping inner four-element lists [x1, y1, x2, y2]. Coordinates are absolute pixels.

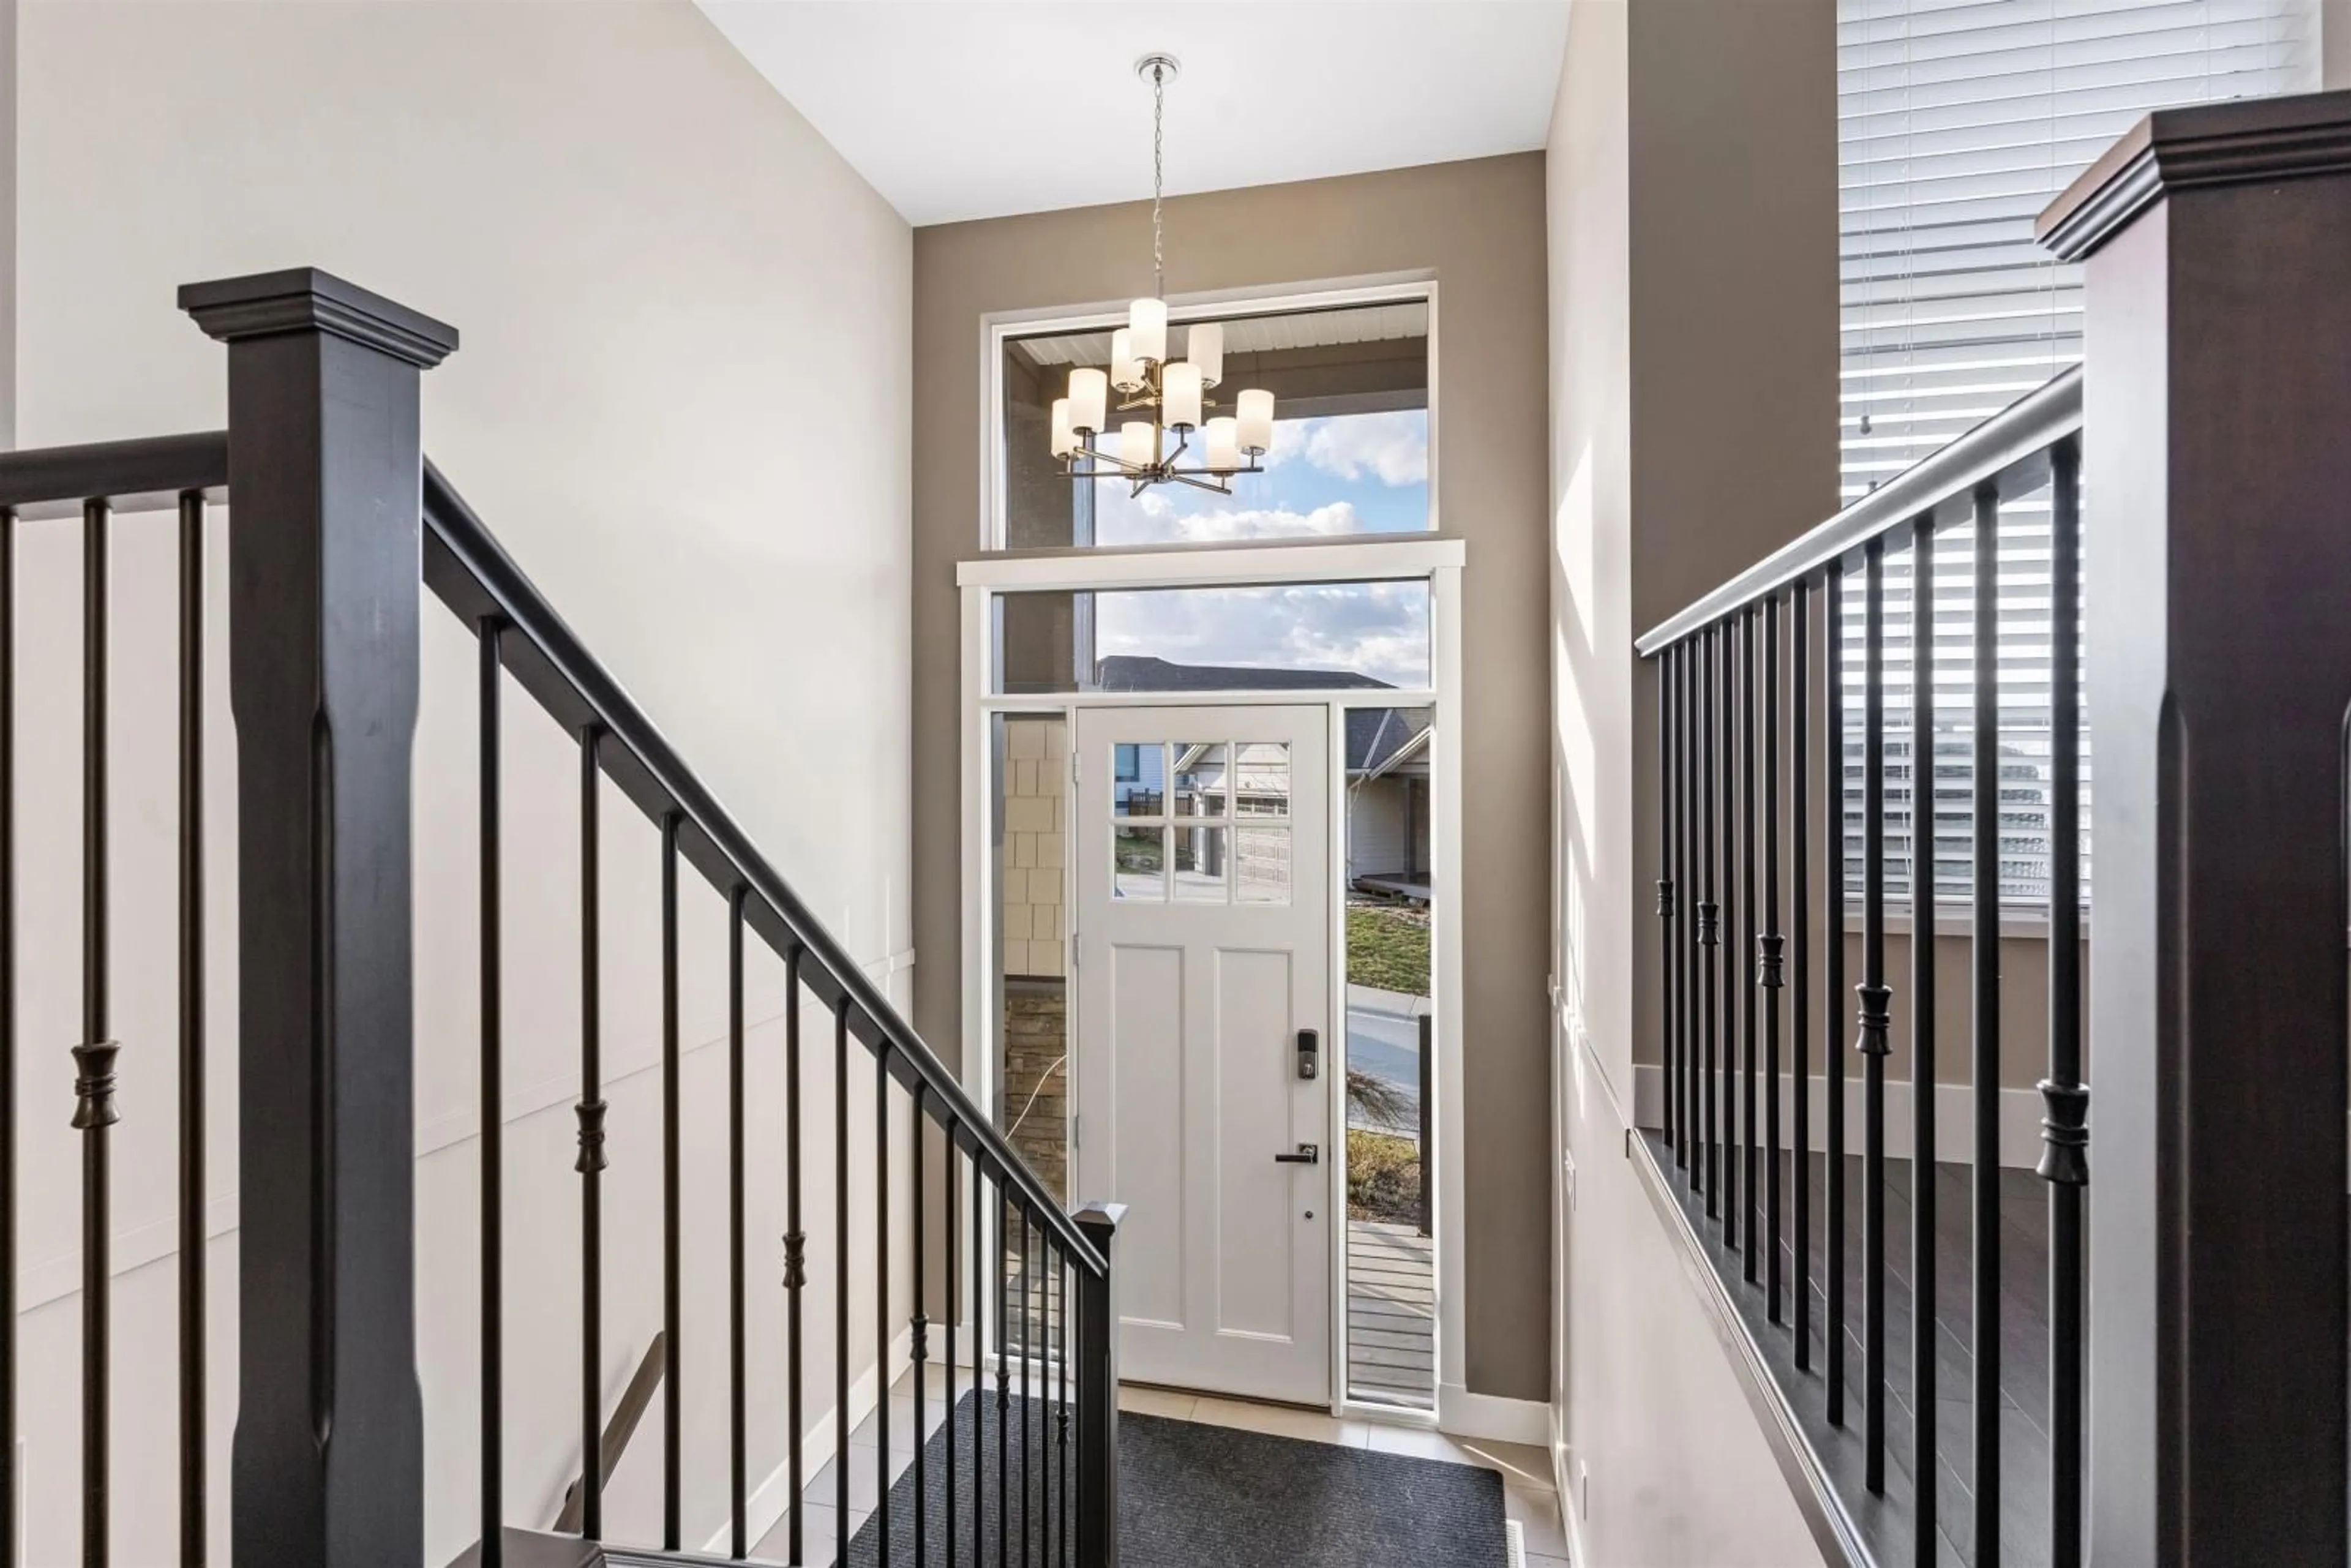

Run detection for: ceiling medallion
[[1048, 53, 1276, 497]]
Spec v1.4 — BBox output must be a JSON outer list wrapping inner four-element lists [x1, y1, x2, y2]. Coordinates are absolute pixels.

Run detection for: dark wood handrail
[[419, 460, 1106, 1277], [0, 430, 228, 520], [551, 1334, 665, 1536], [1634, 364, 2080, 655]]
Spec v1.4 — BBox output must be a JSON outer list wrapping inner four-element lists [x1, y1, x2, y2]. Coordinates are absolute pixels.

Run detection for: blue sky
[[1091, 410, 1434, 687]]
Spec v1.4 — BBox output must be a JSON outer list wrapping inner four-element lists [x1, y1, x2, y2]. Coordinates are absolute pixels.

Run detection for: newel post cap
[[2036, 88, 2351, 261], [179, 266, 459, 367], [1071, 1201, 1128, 1237]]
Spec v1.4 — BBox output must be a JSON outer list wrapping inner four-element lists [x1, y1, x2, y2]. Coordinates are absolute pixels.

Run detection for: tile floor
[[751, 1368, 1569, 1566]]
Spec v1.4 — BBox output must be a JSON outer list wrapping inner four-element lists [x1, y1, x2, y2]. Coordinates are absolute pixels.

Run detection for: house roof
[[1346, 707, 1433, 775], [1095, 656, 1392, 694]]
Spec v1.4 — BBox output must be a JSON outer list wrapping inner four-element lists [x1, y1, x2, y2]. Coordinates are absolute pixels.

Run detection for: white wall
[[11, 2, 912, 1561], [1545, 1, 1837, 1561]]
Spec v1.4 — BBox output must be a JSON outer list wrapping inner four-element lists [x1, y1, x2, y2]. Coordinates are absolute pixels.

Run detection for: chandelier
[[1048, 53, 1275, 497]]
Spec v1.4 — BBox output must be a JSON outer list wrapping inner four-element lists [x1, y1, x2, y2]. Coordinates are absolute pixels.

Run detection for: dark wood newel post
[[179, 269, 458, 1565], [2038, 89, 2351, 1566], [1073, 1201, 1125, 1568]]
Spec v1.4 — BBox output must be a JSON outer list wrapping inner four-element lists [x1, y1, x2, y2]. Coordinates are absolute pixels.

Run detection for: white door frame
[[956, 536, 1466, 1424]]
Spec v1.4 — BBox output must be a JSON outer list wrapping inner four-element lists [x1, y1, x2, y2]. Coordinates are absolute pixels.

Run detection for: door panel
[[1108, 942, 1187, 1330], [1074, 705, 1330, 1405]]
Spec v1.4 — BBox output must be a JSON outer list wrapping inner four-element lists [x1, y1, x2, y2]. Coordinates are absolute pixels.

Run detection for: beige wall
[[1548, 0, 1840, 1561], [912, 154, 1553, 1401], [2330, 0, 2350, 90], [13, 3, 911, 1561]]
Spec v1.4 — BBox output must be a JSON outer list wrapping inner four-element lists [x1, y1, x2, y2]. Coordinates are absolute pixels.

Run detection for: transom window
[[997, 296, 1432, 551], [1109, 741, 1292, 906]]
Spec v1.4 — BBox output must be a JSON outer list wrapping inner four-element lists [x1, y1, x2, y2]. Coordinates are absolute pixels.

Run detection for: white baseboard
[[1437, 1383, 1549, 1446], [1632, 1063, 2045, 1169]]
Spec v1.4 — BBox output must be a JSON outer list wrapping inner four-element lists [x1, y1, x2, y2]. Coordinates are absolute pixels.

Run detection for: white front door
[[1073, 705, 1332, 1405]]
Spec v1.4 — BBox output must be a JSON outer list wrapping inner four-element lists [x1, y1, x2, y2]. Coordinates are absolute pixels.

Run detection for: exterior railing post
[[2038, 90, 2351, 1565], [1073, 1201, 1125, 1568], [180, 269, 457, 1566]]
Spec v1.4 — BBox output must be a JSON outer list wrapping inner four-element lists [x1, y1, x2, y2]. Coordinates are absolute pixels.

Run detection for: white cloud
[[1094, 579, 1431, 688], [1295, 411, 1428, 487]]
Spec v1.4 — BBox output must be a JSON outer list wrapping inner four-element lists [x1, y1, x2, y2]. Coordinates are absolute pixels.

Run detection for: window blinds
[[1835, 0, 2318, 907]]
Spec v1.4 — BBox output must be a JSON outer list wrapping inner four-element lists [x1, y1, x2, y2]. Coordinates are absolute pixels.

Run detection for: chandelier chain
[[1152, 62, 1165, 301]]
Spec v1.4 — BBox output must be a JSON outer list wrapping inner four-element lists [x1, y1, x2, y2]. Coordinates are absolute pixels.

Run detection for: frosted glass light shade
[[1118, 421, 1156, 470], [1110, 329, 1145, 393], [1067, 368, 1108, 435], [1235, 388, 1275, 455], [1187, 321, 1224, 388], [1049, 399, 1075, 459], [1162, 362, 1204, 430], [1128, 298, 1168, 364], [1204, 416, 1240, 471]]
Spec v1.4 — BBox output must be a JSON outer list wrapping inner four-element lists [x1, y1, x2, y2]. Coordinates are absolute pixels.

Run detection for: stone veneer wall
[[1000, 716, 1068, 1201], [1001, 983, 1068, 1204]]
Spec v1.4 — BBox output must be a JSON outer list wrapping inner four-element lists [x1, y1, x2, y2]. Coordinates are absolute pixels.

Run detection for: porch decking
[[1346, 1219, 1436, 1410]]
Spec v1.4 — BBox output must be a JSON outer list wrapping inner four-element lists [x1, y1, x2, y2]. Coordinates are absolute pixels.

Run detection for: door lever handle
[[1274, 1143, 1320, 1165]]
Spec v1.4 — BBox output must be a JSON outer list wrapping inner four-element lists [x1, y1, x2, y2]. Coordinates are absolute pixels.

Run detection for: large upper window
[[1836, 0, 2317, 907], [998, 298, 1431, 550]]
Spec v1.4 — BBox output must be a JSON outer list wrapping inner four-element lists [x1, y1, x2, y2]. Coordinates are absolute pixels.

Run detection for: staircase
[[0, 267, 1121, 1567]]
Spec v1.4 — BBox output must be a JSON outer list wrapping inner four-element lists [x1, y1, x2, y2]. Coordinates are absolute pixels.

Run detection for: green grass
[[1346, 905, 1430, 996]]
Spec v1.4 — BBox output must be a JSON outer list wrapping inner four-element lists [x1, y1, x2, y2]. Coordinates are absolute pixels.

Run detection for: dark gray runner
[[847, 1393, 1509, 1566]]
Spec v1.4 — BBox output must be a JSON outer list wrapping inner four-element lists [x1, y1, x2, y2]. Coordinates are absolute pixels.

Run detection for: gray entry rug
[[842, 1392, 1509, 1567]]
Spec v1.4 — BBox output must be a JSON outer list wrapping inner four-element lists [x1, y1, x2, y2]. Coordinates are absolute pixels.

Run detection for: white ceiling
[[697, 2, 1570, 227]]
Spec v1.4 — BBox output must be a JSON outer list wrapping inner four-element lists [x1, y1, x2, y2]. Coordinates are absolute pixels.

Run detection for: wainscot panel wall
[[911, 154, 1553, 1405], [11, 3, 912, 1561], [1547, 0, 1841, 1561]]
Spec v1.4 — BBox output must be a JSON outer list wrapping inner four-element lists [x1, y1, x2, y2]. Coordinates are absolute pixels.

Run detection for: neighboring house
[[1346, 705, 1432, 899]]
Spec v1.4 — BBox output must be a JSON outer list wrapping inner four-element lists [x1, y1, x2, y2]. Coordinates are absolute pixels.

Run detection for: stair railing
[[1626, 88, 2351, 1568], [0, 266, 1121, 1568]]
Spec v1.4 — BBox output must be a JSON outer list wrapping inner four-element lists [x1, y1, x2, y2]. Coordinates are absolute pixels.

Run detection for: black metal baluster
[[946, 1120, 961, 1568], [1021, 1207, 1033, 1567], [1058, 1244, 1071, 1568], [972, 1149, 987, 1568], [1681, 643, 1698, 1171], [1792, 577, 1812, 1371], [0, 504, 14, 1568], [913, 1089, 929, 1568], [1859, 538, 1892, 1494], [178, 492, 206, 1567], [77, 498, 116, 1568], [877, 1044, 892, 1563], [1742, 606, 1760, 1281], [1970, 485, 2003, 1567], [1910, 517, 1938, 1557], [479, 617, 506, 1568], [1763, 594, 1785, 1321], [836, 996, 852, 1567], [1723, 620, 1740, 1247], [996, 1180, 1010, 1568], [1659, 645, 1676, 1147], [661, 812, 683, 1551], [2041, 437, 2087, 1568], [1826, 566, 1848, 1427], [577, 726, 607, 1541], [729, 888, 748, 1560], [784, 948, 806, 1565], [1700, 626, 1720, 1214]]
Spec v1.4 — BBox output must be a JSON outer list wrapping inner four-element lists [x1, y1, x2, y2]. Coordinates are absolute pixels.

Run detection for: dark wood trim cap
[[2038, 88, 2351, 261], [178, 267, 459, 367]]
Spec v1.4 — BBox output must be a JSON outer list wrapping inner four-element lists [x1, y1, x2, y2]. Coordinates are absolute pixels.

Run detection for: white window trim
[[979, 273, 1442, 552], [958, 550, 1467, 1425]]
